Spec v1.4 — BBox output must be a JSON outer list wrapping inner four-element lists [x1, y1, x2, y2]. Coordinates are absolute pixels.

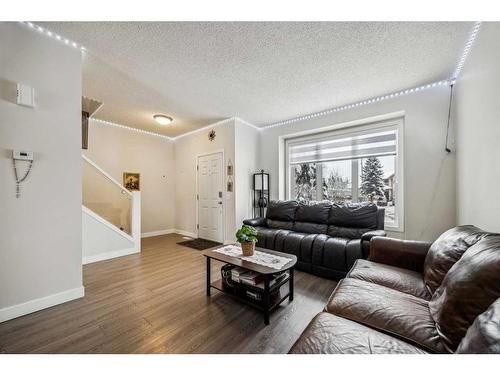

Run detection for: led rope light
[[450, 22, 482, 83], [92, 118, 174, 141], [262, 21, 482, 130], [262, 80, 450, 129], [21, 21, 86, 51], [20, 21, 481, 134]]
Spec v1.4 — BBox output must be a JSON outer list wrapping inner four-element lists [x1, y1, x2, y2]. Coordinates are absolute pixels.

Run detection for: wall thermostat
[[13, 150, 34, 161]]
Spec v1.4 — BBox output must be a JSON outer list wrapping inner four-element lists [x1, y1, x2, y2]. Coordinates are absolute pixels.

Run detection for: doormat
[[177, 238, 222, 250]]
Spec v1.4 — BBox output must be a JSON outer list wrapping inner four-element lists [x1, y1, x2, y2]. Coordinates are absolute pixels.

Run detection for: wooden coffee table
[[202, 246, 297, 325]]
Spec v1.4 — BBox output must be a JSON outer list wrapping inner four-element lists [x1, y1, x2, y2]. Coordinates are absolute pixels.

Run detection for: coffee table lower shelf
[[210, 278, 293, 318], [208, 275, 294, 325]]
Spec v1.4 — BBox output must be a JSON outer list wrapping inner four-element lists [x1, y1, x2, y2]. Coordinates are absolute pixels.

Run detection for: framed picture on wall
[[123, 172, 140, 191]]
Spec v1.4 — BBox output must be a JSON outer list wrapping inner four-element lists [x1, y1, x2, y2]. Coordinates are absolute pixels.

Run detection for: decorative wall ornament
[[123, 172, 140, 191], [208, 129, 216, 141]]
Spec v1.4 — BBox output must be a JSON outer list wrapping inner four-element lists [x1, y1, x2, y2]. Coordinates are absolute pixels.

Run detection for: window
[[285, 119, 403, 231]]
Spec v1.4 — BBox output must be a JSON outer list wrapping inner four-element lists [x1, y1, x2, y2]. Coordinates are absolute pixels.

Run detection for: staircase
[[82, 155, 141, 264]]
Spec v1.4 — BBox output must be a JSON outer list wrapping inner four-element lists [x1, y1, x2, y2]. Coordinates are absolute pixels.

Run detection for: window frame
[[284, 117, 404, 232]]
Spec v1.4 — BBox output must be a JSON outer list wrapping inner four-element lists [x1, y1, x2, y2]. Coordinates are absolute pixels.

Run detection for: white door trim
[[196, 150, 225, 242]]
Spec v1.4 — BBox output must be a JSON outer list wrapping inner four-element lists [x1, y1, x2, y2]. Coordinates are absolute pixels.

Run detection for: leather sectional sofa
[[289, 225, 500, 354], [243, 200, 386, 279]]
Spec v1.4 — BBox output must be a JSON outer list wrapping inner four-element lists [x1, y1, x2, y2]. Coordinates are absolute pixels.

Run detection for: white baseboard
[[141, 229, 175, 238], [174, 229, 198, 238], [83, 247, 139, 265], [0, 286, 85, 323]]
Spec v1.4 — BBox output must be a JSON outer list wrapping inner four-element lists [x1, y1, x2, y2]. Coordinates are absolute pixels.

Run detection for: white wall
[[83, 120, 175, 235], [234, 119, 260, 227], [453, 22, 500, 233], [174, 119, 236, 242], [82, 208, 135, 264], [259, 86, 456, 241], [0, 23, 83, 322]]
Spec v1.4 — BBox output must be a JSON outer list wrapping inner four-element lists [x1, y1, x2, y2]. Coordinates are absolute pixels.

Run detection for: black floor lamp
[[253, 170, 269, 218]]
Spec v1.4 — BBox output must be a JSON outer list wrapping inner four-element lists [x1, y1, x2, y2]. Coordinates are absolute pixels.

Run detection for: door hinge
[[197, 194, 199, 200], [197, 224, 199, 229], [197, 165, 199, 171]]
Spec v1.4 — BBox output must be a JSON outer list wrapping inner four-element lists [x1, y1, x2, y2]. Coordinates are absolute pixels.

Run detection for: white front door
[[197, 152, 224, 243]]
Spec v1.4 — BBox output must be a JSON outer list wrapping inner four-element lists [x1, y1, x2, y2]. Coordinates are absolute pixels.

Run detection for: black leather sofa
[[243, 200, 386, 279]]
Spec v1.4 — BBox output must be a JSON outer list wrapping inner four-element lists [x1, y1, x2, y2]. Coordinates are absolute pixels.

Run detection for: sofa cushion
[[295, 202, 331, 223], [289, 312, 427, 354], [266, 200, 298, 221], [456, 298, 500, 354], [423, 225, 489, 294], [255, 227, 279, 249], [273, 229, 291, 253], [282, 231, 305, 259], [267, 219, 293, 230], [327, 226, 370, 239], [328, 203, 378, 229], [312, 236, 348, 271], [348, 259, 431, 300], [429, 235, 500, 352], [325, 278, 445, 353], [293, 221, 327, 234]]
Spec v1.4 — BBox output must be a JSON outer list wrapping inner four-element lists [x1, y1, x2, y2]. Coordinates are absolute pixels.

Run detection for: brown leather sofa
[[289, 225, 500, 354]]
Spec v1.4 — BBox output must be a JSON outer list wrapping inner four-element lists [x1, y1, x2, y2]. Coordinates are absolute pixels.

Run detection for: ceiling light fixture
[[153, 114, 173, 125]]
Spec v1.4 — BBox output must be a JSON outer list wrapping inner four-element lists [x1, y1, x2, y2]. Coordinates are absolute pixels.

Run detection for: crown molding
[[171, 118, 235, 141], [234, 117, 261, 131]]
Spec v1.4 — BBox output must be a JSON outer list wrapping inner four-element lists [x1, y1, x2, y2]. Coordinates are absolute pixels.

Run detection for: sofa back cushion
[[328, 203, 378, 229], [423, 226, 489, 294], [293, 202, 331, 234], [429, 235, 500, 352], [266, 200, 298, 222], [456, 298, 500, 354], [295, 202, 331, 223]]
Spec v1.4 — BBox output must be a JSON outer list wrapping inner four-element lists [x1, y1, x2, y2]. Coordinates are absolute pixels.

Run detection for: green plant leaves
[[236, 224, 258, 243]]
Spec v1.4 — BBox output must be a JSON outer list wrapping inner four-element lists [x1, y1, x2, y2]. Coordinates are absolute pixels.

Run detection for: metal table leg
[[263, 275, 270, 325], [206, 257, 211, 296]]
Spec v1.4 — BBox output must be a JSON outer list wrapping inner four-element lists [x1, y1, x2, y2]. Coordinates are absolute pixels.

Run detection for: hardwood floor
[[0, 234, 337, 354]]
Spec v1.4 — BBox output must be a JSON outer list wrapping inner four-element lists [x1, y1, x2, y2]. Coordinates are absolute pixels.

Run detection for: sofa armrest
[[368, 237, 431, 273], [242, 217, 267, 227], [361, 230, 387, 242]]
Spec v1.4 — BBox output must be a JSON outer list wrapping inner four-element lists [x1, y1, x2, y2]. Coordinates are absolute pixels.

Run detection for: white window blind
[[289, 129, 397, 165]]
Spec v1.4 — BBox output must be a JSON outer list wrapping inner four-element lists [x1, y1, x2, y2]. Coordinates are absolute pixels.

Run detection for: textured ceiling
[[41, 22, 473, 136]]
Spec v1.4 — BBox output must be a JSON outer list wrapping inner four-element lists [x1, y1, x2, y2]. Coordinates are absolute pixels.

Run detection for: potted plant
[[236, 224, 258, 256]]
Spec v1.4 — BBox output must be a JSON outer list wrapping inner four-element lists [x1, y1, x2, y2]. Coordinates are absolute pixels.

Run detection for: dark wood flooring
[[0, 234, 337, 353]]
